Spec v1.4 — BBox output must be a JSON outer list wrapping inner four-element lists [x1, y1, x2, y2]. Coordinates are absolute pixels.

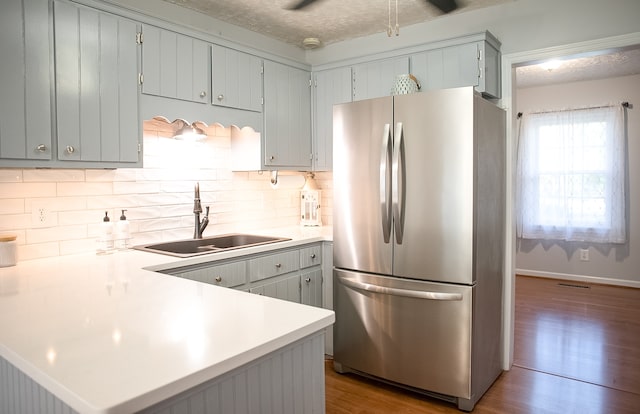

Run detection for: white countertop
[[0, 226, 334, 414]]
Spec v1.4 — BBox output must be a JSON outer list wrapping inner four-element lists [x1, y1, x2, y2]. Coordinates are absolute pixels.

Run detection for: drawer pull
[[305, 277, 311, 283], [65, 145, 75, 154], [275, 263, 282, 268], [215, 276, 222, 282], [36, 144, 47, 152], [310, 253, 316, 259], [200, 91, 207, 98], [217, 94, 224, 101]]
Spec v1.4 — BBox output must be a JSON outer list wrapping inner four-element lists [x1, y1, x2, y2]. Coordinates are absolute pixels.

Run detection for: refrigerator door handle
[[380, 123, 393, 243], [339, 276, 463, 301], [392, 122, 405, 244]]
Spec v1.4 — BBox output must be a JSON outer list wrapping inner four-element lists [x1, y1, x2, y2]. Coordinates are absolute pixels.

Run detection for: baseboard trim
[[515, 269, 640, 289]]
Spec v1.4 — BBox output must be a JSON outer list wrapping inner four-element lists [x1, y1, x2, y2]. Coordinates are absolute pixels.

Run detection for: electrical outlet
[[579, 249, 590, 261], [31, 203, 51, 227]]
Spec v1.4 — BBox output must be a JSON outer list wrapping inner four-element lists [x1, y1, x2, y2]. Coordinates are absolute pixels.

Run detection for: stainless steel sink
[[133, 233, 291, 257]]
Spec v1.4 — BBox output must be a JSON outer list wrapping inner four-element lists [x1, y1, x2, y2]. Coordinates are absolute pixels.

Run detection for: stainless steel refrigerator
[[332, 86, 505, 411]]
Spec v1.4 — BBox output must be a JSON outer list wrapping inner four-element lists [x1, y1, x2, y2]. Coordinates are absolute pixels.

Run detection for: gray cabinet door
[[352, 56, 409, 101], [54, 0, 140, 163], [0, 0, 52, 161], [141, 25, 209, 103], [313, 67, 352, 171], [250, 273, 301, 303], [211, 45, 262, 112], [301, 268, 322, 307], [410, 40, 500, 98], [263, 61, 312, 169]]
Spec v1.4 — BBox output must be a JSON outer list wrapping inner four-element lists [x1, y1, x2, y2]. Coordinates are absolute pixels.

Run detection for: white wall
[[0, 121, 333, 262], [515, 74, 640, 286]]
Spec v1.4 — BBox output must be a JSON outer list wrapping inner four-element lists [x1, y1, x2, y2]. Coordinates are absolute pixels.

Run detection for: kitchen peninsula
[[0, 231, 334, 414]]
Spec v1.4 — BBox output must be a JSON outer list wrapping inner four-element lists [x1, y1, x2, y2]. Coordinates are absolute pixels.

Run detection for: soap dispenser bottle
[[97, 211, 114, 255], [115, 209, 131, 250]]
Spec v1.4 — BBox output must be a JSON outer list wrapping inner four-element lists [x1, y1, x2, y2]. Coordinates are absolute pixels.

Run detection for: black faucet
[[193, 183, 209, 239]]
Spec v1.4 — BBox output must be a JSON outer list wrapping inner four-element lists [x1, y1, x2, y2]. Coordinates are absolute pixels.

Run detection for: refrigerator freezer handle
[[392, 122, 405, 244], [339, 275, 463, 301], [380, 123, 392, 243]]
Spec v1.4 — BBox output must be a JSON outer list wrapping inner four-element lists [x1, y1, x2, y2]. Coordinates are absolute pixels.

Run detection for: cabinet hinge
[[137, 143, 142, 153], [309, 153, 313, 160], [309, 78, 312, 87], [261, 97, 264, 105], [136, 32, 143, 44], [138, 73, 144, 85], [261, 65, 264, 75]]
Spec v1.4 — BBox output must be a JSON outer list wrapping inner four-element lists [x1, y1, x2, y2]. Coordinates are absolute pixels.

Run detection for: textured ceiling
[[162, 0, 511, 48], [516, 47, 640, 88]]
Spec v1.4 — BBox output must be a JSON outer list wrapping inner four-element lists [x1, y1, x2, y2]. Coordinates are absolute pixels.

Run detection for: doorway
[[500, 31, 640, 370]]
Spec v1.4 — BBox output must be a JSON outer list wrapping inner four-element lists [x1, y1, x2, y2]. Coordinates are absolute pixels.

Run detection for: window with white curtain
[[516, 105, 626, 243]]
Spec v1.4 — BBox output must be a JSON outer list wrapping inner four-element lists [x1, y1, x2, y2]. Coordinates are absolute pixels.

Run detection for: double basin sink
[[134, 233, 291, 258]]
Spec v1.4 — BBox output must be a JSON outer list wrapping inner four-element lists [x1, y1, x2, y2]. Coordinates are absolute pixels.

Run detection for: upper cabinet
[[0, 0, 53, 162], [312, 67, 352, 171], [211, 45, 263, 113], [141, 25, 209, 104], [352, 56, 410, 101], [54, 0, 141, 165], [263, 61, 312, 170], [410, 32, 501, 98]]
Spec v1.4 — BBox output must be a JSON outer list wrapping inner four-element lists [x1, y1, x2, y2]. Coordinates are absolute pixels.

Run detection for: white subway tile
[[0, 170, 23, 182], [0, 199, 24, 214], [0, 182, 56, 198], [26, 224, 87, 244], [23, 169, 85, 182], [0, 213, 32, 231], [57, 182, 113, 197], [113, 181, 162, 195], [60, 238, 96, 255], [18, 242, 60, 261], [26, 196, 87, 213]]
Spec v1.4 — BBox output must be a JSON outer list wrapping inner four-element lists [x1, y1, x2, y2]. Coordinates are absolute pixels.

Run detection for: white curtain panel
[[516, 105, 626, 243]]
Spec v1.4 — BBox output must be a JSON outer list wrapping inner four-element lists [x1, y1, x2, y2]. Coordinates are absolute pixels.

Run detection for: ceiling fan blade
[[427, 0, 458, 13], [286, 0, 319, 11]]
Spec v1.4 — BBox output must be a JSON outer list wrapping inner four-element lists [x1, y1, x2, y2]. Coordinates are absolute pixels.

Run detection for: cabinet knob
[[215, 276, 222, 282], [36, 144, 47, 153], [65, 146, 75, 154], [200, 91, 207, 98], [305, 277, 311, 283], [310, 254, 316, 259], [269, 155, 275, 161], [275, 263, 282, 268], [217, 94, 224, 101]]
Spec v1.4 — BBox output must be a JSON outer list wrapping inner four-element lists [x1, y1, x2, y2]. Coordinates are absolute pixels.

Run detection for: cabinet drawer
[[248, 250, 299, 282], [178, 261, 246, 288], [300, 245, 322, 269]]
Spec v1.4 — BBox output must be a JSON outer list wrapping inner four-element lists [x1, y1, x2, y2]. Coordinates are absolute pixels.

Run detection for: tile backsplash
[[0, 120, 333, 261]]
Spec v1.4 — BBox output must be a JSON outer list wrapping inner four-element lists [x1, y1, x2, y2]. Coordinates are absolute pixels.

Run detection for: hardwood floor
[[325, 275, 640, 413]]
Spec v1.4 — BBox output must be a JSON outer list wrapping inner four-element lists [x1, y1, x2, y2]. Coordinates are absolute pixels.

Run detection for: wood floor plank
[[514, 275, 640, 394], [325, 275, 640, 413]]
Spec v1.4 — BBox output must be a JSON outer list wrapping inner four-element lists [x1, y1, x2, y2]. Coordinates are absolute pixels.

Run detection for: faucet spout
[[193, 183, 208, 239]]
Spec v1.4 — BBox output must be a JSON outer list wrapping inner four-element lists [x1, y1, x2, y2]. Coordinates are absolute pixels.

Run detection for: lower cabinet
[[162, 243, 324, 307]]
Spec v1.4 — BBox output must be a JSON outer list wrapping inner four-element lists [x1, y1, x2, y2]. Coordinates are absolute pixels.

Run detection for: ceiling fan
[[287, 0, 458, 14]]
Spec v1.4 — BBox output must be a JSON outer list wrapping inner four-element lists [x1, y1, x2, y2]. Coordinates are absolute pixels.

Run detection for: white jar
[[0, 234, 17, 267]]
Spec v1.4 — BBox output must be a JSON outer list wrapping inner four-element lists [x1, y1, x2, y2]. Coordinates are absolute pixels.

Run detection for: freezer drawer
[[333, 269, 473, 399]]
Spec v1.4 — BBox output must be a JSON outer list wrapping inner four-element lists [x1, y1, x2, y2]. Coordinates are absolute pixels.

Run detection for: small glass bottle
[[115, 209, 130, 250], [97, 211, 114, 255]]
